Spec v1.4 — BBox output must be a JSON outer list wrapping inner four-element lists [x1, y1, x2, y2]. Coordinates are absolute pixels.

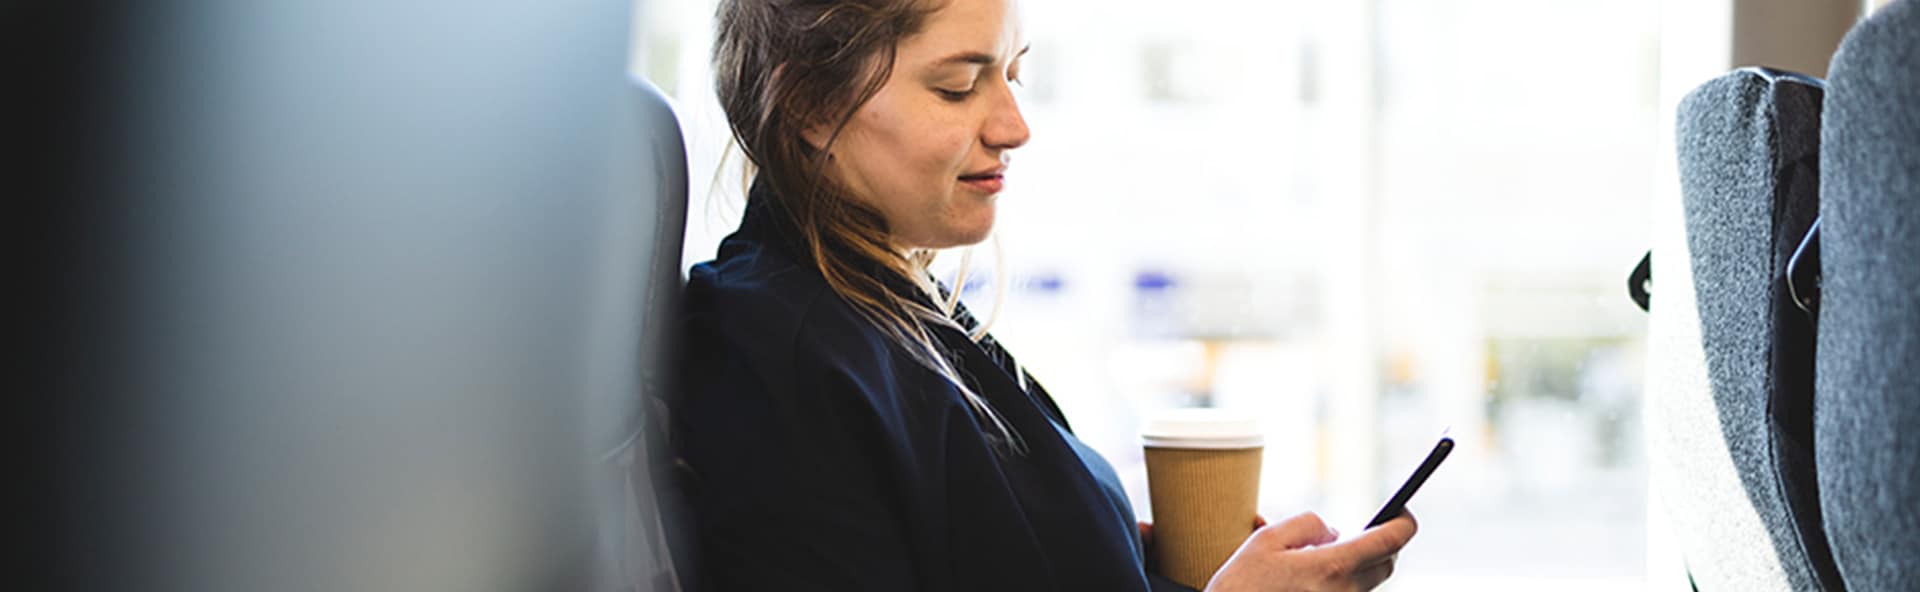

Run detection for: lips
[[959, 165, 1007, 193], [958, 172, 1004, 193]]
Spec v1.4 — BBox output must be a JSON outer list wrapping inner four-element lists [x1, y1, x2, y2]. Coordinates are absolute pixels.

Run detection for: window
[[646, 1, 1662, 588]]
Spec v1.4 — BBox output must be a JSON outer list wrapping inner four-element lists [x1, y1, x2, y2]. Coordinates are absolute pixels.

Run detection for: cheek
[[920, 124, 974, 175], [857, 101, 969, 181]]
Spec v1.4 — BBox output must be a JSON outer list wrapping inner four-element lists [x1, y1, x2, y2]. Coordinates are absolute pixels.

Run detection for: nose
[[983, 85, 1030, 151]]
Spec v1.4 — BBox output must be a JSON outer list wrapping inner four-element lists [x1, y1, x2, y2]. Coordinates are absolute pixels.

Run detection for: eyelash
[[937, 75, 1022, 102]]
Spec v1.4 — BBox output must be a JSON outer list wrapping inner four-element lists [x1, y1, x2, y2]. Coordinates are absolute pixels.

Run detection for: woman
[[672, 0, 1418, 590]]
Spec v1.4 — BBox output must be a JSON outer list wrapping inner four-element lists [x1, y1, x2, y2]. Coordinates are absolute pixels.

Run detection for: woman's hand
[[1202, 511, 1417, 592]]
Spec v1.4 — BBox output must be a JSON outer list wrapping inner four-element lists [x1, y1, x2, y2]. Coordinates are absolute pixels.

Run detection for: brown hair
[[711, 0, 1022, 451]]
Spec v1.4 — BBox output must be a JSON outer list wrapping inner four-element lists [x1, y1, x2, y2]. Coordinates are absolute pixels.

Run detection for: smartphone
[[1365, 436, 1454, 529]]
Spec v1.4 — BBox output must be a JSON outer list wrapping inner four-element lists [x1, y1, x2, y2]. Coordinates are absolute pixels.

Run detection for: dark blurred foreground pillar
[[30, 2, 688, 590]]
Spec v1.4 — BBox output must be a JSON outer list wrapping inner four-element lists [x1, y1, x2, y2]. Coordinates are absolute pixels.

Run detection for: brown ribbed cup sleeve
[[1143, 446, 1263, 590]]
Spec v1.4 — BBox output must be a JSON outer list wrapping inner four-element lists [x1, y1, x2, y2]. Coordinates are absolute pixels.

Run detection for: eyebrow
[[932, 44, 1032, 67]]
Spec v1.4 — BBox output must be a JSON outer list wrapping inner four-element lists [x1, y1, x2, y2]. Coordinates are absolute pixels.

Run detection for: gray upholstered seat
[[1649, 3, 1920, 589], [1655, 66, 1841, 591], [1814, 1, 1920, 589], [617, 77, 693, 592]]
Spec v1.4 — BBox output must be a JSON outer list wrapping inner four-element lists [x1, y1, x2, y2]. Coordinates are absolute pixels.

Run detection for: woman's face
[[811, 0, 1030, 251]]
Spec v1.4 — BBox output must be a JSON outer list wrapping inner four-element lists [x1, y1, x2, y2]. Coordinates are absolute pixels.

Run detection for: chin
[[952, 228, 994, 247], [916, 201, 996, 249], [950, 210, 996, 247], [923, 226, 993, 250]]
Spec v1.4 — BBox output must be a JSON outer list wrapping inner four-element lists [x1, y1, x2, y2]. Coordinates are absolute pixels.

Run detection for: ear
[[770, 62, 833, 151], [801, 122, 832, 152]]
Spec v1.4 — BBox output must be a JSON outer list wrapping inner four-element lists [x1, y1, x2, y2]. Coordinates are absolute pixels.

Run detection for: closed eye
[[936, 88, 974, 102]]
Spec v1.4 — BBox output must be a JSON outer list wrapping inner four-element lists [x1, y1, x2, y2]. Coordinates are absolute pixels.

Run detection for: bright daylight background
[[637, 0, 1667, 588]]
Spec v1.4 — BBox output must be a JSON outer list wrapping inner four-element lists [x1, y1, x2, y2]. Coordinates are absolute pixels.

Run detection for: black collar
[[735, 177, 933, 308]]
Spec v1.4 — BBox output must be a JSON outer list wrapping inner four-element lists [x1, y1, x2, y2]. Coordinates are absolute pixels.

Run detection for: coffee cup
[[1141, 408, 1264, 590]]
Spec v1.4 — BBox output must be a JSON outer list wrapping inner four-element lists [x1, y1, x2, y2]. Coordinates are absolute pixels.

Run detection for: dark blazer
[[671, 181, 1194, 591]]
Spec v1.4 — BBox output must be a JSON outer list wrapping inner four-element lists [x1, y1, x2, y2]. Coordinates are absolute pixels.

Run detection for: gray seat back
[[1658, 66, 1842, 590], [1815, 1, 1920, 589], [615, 77, 692, 592]]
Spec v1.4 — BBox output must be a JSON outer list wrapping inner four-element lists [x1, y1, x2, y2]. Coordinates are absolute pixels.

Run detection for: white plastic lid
[[1140, 408, 1264, 449]]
